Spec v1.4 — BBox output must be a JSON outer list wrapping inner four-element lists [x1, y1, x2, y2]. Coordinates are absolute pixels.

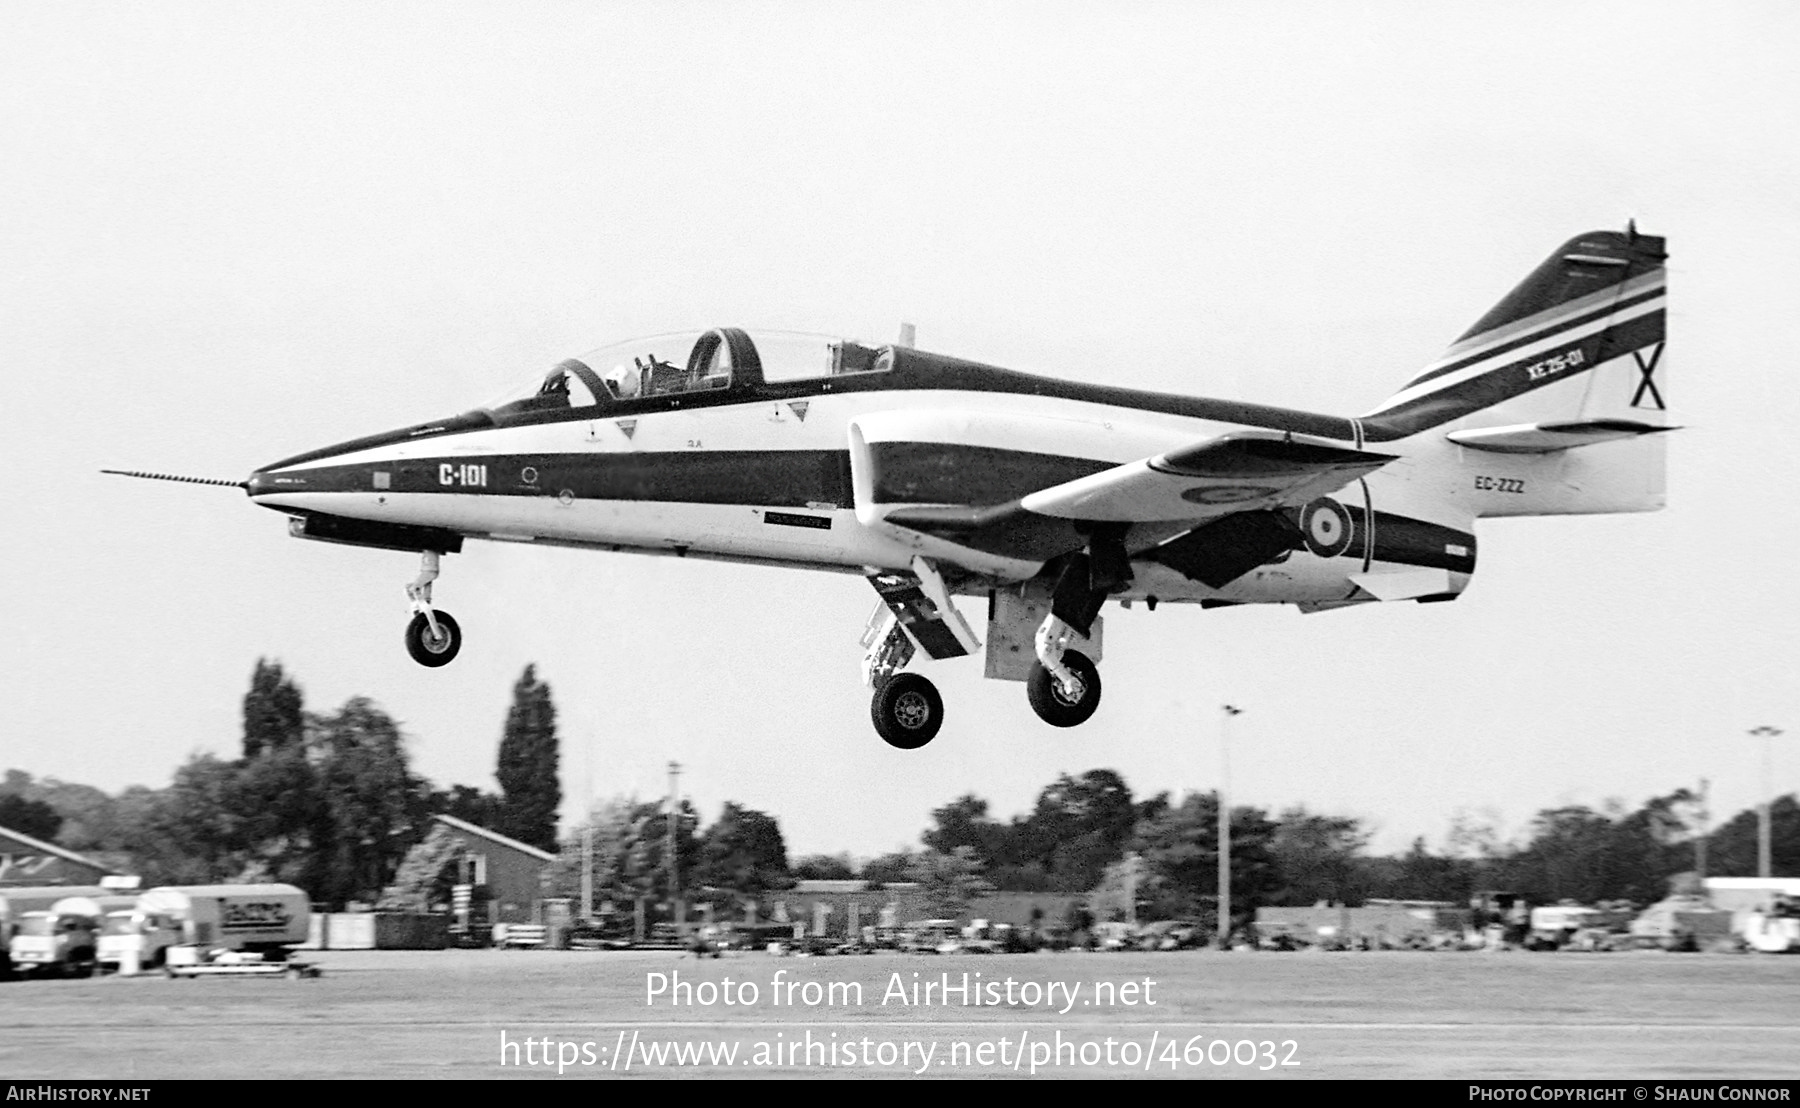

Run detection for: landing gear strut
[[403, 550, 462, 667], [1027, 613, 1102, 726]]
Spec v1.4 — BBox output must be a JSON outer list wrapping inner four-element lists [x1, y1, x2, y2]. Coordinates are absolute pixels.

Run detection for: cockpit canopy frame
[[486, 327, 891, 421]]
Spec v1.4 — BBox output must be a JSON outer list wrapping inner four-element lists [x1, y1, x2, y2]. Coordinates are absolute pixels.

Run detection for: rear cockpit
[[486, 328, 892, 419]]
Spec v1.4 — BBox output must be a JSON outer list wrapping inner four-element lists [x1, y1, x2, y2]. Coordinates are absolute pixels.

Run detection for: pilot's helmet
[[607, 364, 641, 398]]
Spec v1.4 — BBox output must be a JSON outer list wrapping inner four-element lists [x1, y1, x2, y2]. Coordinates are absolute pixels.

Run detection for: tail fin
[[1364, 226, 1669, 516], [1365, 226, 1668, 437]]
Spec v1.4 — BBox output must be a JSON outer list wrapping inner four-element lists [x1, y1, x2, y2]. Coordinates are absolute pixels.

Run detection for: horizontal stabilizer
[[1020, 432, 1393, 523], [1445, 419, 1674, 454]]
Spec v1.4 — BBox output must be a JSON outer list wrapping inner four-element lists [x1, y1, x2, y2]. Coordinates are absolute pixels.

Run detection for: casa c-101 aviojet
[[110, 226, 1671, 749]]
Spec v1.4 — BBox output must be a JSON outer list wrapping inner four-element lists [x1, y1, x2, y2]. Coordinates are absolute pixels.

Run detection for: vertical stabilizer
[[1366, 228, 1667, 437], [1363, 228, 1669, 517]]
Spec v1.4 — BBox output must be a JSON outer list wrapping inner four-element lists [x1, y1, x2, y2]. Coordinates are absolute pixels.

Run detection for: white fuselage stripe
[[1365, 292, 1665, 415]]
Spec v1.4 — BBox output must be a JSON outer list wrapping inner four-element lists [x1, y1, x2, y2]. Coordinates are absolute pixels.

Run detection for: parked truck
[[7, 896, 136, 978], [0, 886, 108, 978], [96, 904, 184, 971], [135, 884, 311, 960]]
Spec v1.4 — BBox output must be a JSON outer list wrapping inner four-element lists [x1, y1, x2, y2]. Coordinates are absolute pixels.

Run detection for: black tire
[[405, 611, 462, 667], [1027, 649, 1102, 727], [871, 673, 943, 749]]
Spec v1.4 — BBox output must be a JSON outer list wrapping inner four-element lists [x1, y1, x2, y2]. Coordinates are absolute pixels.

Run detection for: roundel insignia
[[1300, 497, 1353, 558], [1181, 484, 1279, 504]]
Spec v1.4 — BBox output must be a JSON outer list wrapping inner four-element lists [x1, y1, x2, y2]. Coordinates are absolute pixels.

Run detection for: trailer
[[162, 945, 320, 979], [134, 883, 311, 954]]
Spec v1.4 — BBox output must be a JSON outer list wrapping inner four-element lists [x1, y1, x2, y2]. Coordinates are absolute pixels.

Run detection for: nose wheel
[[405, 610, 462, 667], [403, 549, 462, 667], [871, 673, 943, 749]]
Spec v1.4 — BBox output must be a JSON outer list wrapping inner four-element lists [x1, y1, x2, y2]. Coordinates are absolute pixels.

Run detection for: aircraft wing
[[1018, 432, 1394, 523]]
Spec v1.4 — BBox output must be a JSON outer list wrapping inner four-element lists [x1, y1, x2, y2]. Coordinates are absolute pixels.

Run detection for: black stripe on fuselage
[[258, 450, 855, 509], [256, 346, 1359, 475]]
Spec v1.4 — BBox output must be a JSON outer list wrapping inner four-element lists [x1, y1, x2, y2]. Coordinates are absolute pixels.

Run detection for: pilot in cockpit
[[605, 363, 642, 399], [535, 370, 571, 406]]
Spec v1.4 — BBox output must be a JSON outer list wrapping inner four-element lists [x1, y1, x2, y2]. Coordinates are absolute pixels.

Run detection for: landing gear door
[[985, 587, 1102, 683], [867, 570, 977, 660]]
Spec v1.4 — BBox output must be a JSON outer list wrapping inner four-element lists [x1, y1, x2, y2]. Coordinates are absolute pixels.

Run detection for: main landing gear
[[403, 550, 462, 667], [858, 571, 1108, 748], [862, 601, 943, 749], [871, 673, 944, 750], [1026, 613, 1102, 727]]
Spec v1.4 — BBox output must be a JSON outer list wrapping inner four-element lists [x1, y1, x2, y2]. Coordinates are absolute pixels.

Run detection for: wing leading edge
[[1017, 432, 1395, 524]]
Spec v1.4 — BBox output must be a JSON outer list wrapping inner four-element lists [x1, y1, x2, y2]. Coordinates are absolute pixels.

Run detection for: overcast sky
[[3, 1, 1795, 863]]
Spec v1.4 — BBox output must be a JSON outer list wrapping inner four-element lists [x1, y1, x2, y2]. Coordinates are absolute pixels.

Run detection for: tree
[[242, 658, 304, 759], [430, 784, 504, 829], [1128, 792, 1279, 927], [0, 792, 63, 842], [907, 846, 994, 918], [306, 697, 431, 907], [626, 798, 702, 914], [923, 794, 1006, 864], [791, 853, 857, 881], [860, 850, 917, 887], [138, 753, 250, 884], [694, 802, 793, 903], [1267, 807, 1369, 906], [1705, 794, 1800, 878], [1504, 804, 1620, 903], [496, 665, 561, 852], [547, 796, 648, 908]]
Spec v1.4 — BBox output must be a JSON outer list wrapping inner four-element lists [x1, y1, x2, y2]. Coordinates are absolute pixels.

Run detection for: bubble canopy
[[485, 328, 891, 417]]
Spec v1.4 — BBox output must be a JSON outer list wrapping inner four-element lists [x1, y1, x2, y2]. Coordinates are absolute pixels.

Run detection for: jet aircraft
[[110, 227, 1671, 749]]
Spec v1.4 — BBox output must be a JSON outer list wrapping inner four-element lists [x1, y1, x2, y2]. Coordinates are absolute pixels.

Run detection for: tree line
[[3, 664, 1794, 921]]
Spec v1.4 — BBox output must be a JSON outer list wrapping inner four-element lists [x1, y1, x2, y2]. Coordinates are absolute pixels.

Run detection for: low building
[[431, 814, 557, 925], [745, 883, 1079, 940], [0, 824, 116, 887]]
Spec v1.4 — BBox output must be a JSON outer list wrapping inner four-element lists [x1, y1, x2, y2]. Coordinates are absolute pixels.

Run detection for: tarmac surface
[[3, 948, 1799, 1080]]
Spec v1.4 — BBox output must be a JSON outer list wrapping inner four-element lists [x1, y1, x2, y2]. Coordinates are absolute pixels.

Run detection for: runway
[[6, 949, 1798, 1079]]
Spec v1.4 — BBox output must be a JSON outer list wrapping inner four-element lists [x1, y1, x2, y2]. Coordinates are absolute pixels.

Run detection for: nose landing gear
[[403, 550, 462, 667]]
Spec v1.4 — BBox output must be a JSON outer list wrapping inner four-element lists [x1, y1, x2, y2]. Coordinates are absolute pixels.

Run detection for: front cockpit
[[484, 328, 892, 419]]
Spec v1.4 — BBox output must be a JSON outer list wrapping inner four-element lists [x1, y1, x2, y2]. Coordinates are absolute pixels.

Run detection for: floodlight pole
[[1219, 704, 1242, 950], [1695, 778, 1708, 883], [668, 761, 683, 931], [1750, 727, 1783, 879]]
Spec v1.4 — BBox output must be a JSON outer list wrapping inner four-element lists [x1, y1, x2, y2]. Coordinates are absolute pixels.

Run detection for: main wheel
[[1026, 649, 1102, 727], [871, 673, 944, 749], [405, 611, 463, 667]]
